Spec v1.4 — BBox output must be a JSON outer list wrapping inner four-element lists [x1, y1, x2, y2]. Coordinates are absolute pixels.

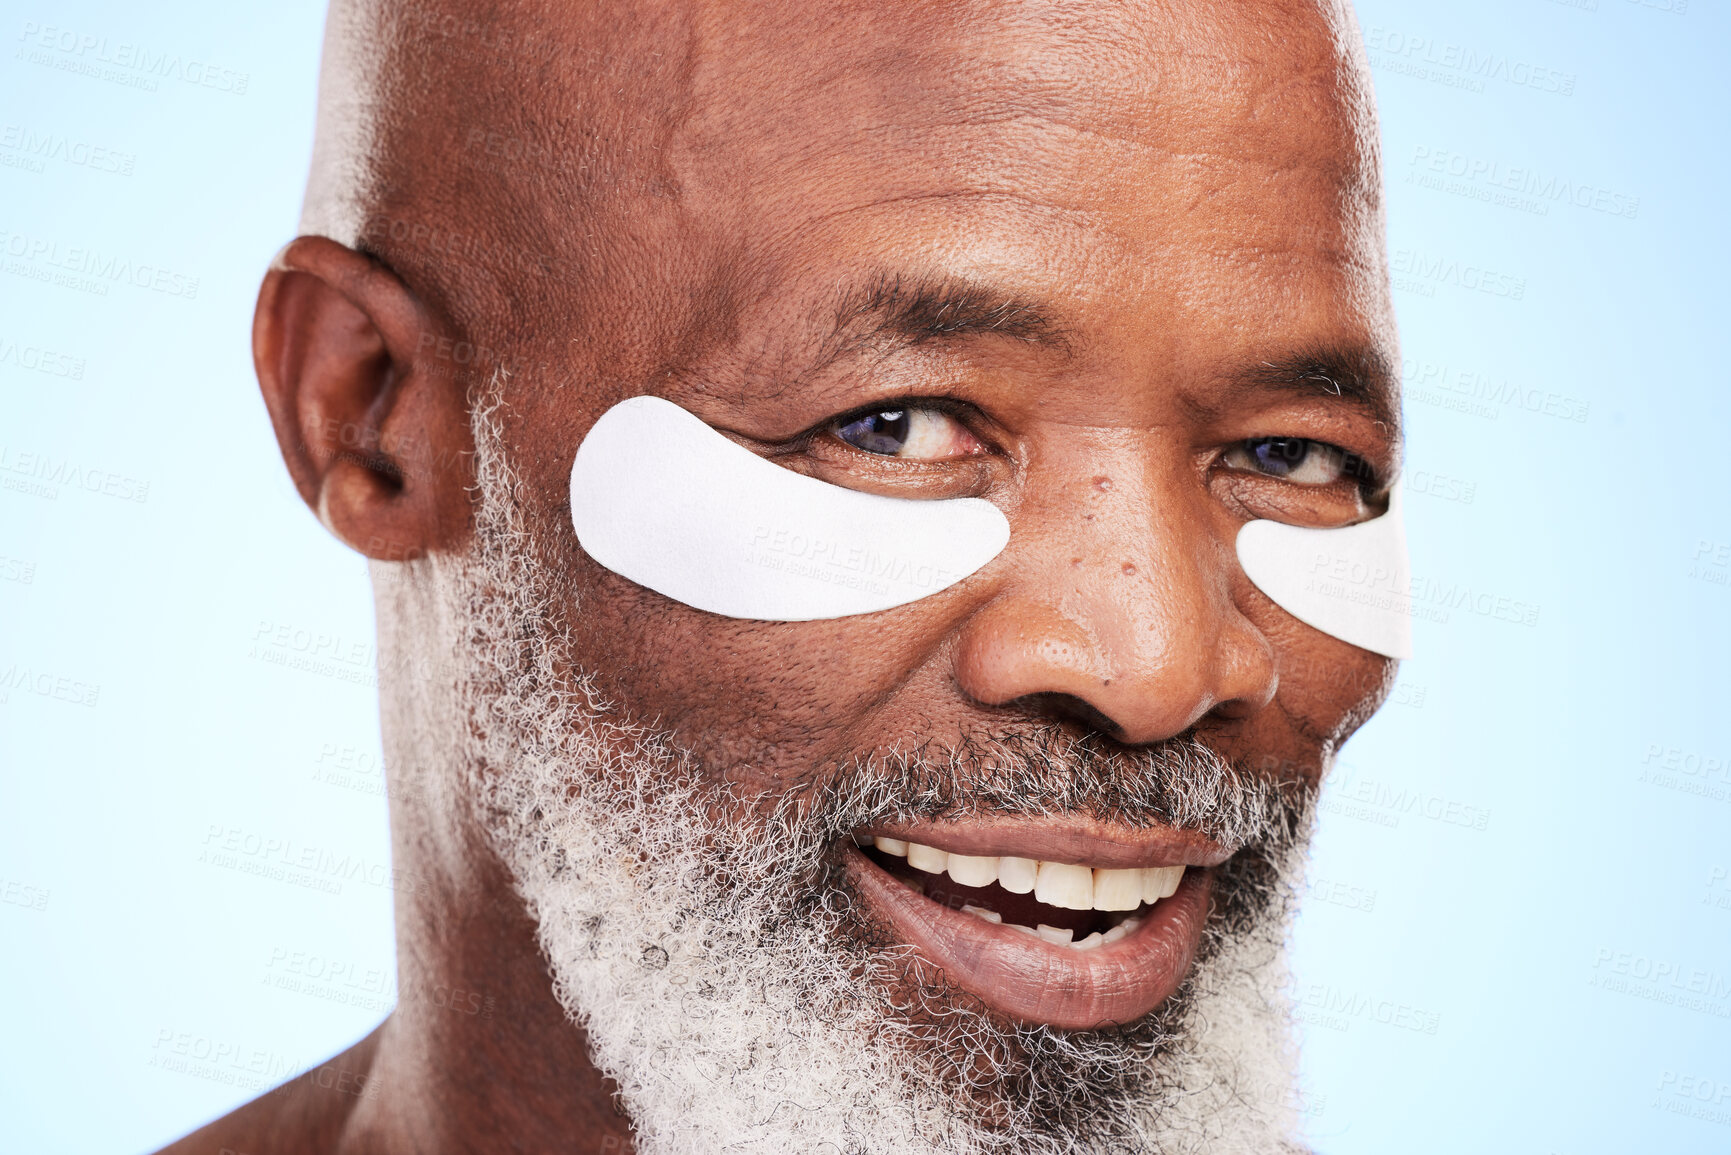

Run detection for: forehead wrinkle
[[720, 188, 1101, 363], [765, 178, 1352, 319], [710, 90, 1374, 286], [669, 7, 1380, 279], [677, 2, 1373, 195], [723, 67, 1370, 214]]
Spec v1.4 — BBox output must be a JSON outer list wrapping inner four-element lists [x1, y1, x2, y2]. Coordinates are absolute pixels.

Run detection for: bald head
[[300, 0, 1388, 414]]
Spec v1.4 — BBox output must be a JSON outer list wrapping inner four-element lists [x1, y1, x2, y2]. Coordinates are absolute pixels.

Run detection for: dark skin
[[162, 1, 1397, 1150]]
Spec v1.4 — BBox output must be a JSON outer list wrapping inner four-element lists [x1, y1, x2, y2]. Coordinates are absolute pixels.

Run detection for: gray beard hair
[[419, 393, 1317, 1154]]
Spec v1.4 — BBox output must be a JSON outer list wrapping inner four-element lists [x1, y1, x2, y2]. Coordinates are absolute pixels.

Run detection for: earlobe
[[253, 235, 473, 561]]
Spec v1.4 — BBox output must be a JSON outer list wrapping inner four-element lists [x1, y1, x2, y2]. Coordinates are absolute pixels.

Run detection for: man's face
[[474, 0, 1393, 1014], [405, 0, 1394, 1147]]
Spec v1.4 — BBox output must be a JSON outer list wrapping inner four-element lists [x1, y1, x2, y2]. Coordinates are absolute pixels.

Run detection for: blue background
[[2, 1, 1727, 1151]]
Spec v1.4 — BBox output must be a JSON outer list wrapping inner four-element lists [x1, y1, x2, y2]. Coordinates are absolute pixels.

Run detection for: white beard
[[382, 393, 1316, 1154]]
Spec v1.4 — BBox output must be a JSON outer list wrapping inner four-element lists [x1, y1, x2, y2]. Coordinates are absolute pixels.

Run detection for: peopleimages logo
[[1399, 356, 1591, 424], [15, 21, 249, 95], [0, 334, 85, 379], [748, 523, 962, 594], [0, 123, 135, 176], [0, 444, 150, 503], [1294, 982, 1443, 1035], [1391, 247, 1526, 300], [149, 1028, 299, 1092], [1590, 947, 1731, 1018], [1362, 26, 1577, 96], [0, 663, 101, 707], [1409, 146, 1640, 220], [0, 227, 199, 299]]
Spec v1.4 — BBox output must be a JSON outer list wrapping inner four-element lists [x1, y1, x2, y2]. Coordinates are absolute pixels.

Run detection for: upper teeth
[[871, 836, 1185, 912]]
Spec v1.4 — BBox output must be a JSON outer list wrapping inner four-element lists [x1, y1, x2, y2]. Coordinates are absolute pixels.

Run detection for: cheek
[[564, 556, 963, 772], [1276, 637, 1396, 748], [1232, 573, 1396, 748]]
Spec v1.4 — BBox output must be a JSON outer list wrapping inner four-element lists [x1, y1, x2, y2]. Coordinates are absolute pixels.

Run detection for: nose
[[951, 456, 1276, 745]]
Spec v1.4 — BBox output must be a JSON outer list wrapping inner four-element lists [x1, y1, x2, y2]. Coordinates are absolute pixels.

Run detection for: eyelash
[[1221, 437, 1380, 490], [815, 403, 1381, 496], [830, 396, 974, 426], [823, 399, 988, 448]]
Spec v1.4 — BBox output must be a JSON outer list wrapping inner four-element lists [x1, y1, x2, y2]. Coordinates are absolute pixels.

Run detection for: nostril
[[1001, 692, 1128, 742], [1208, 697, 1258, 721]]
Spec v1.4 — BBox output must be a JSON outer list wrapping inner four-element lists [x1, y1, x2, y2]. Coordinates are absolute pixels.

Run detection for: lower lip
[[843, 844, 1213, 1031]]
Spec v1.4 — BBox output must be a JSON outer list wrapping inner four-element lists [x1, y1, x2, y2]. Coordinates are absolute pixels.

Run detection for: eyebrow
[[810, 272, 1069, 369], [799, 276, 1399, 438], [1232, 345, 1402, 435]]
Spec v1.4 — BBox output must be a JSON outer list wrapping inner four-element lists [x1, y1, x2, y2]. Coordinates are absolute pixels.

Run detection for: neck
[[367, 567, 633, 1153], [160, 755, 632, 1155], [341, 840, 634, 1153]]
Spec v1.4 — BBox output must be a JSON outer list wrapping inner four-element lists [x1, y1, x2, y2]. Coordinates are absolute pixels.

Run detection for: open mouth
[[842, 824, 1222, 1030], [859, 835, 1185, 950]]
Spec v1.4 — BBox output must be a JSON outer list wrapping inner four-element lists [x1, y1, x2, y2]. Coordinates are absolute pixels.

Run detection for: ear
[[252, 235, 472, 561]]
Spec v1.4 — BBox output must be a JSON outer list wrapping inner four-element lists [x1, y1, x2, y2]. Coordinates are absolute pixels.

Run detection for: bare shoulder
[[153, 1026, 384, 1155]]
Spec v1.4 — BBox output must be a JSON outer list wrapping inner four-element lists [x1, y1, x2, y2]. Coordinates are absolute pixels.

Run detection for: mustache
[[757, 725, 1317, 856]]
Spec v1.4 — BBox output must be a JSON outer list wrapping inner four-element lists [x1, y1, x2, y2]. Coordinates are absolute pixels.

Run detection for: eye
[[831, 407, 983, 461], [1222, 437, 1374, 487]]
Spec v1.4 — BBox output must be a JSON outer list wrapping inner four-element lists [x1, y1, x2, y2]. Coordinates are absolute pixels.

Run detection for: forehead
[[662, 0, 1387, 380]]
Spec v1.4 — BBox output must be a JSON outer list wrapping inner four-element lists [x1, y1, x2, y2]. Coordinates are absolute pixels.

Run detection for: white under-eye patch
[[569, 396, 1011, 621], [571, 395, 1410, 655], [1235, 491, 1413, 659]]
